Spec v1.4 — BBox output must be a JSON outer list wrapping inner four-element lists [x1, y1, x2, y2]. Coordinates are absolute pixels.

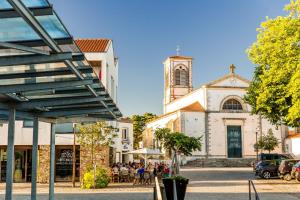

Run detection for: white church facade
[[143, 55, 286, 165]]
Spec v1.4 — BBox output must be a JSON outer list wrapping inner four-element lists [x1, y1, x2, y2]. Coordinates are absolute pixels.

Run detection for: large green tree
[[255, 129, 280, 154], [155, 128, 202, 175], [77, 121, 117, 169], [244, 0, 300, 127], [131, 113, 157, 149]]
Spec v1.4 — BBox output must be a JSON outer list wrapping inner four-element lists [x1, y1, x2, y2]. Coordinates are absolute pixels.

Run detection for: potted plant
[[163, 175, 189, 200], [155, 128, 202, 200]]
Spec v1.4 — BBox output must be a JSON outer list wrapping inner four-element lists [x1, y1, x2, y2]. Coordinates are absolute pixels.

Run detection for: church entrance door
[[227, 126, 242, 158]]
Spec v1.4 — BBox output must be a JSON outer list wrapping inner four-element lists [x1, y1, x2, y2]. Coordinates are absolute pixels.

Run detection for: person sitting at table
[[137, 165, 145, 176], [162, 165, 170, 178], [120, 164, 128, 172], [112, 164, 119, 174], [133, 165, 141, 185]]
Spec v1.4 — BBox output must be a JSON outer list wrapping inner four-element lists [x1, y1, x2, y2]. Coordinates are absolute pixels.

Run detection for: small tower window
[[222, 99, 243, 111], [175, 66, 189, 86]]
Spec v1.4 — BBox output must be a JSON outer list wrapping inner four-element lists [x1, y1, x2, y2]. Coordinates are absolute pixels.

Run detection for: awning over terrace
[[0, 0, 122, 199]]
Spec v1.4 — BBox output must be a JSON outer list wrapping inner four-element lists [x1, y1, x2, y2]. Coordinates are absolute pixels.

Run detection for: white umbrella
[[126, 148, 164, 167]]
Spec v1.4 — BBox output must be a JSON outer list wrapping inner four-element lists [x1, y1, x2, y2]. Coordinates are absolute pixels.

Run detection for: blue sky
[[49, 0, 288, 117]]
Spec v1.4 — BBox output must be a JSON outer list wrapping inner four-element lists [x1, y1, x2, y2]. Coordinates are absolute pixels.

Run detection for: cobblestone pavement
[[0, 168, 299, 200]]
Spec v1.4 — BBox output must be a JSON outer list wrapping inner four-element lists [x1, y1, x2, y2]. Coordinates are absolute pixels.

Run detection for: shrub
[[171, 175, 188, 181], [82, 167, 110, 189]]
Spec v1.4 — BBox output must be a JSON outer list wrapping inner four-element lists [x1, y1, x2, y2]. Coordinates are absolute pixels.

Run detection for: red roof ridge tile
[[75, 39, 111, 53]]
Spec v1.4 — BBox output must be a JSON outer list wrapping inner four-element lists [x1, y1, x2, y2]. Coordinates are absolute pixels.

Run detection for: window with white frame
[[122, 128, 128, 140], [222, 99, 243, 111], [23, 120, 33, 128], [111, 76, 115, 100], [174, 66, 189, 86]]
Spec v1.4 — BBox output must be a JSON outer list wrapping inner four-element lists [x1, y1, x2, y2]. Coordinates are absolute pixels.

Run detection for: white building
[[75, 39, 118, 103], [75, 39, 133, 163], [113, 119, 134, 163], [144, 55, 285, 165], [285, 127, 300, 158]]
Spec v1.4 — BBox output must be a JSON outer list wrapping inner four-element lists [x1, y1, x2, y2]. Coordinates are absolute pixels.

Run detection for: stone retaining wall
[[37, 145, 50, 183], [184, 158, 255, 167], [80, 145, 110, 182]]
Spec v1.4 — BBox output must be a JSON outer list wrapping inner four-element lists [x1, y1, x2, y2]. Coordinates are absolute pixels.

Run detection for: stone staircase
[[183, 158, 255, 167]]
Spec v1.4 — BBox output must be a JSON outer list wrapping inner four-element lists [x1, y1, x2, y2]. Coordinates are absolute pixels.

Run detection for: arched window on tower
[[174, 66, 189, 86], [222, 99, 243, 111]]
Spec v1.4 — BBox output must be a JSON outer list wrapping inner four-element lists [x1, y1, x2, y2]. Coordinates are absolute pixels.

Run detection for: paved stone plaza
[[0, 168, 299, 200]]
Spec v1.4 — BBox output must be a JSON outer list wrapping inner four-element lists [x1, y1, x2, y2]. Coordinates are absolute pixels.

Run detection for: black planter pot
[[162, 178, 189, 200]]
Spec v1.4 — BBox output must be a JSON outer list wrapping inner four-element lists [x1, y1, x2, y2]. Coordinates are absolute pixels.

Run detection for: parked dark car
[[278, 159, 300, 181], [253, 153, 292, 171], [255, 160, 280, 179], [291, 161, 300, 182]]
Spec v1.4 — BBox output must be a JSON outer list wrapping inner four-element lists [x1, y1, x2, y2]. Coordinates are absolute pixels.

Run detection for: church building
[[143, 55, 286, 166]]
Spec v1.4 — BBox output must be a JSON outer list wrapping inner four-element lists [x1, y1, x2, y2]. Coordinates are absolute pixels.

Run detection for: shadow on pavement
[[0, 192, 153, 200], [2, 192, 299, 200]]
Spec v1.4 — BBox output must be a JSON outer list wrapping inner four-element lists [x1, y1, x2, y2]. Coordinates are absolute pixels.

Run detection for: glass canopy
[[0, 0, 49, 9], [0, 14, 70, 42]]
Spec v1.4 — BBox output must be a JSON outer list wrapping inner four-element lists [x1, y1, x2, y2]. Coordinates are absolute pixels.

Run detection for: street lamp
[[72, 123, 77, 188], [255, 132, 258, 161], [255, 127, 260, 161]]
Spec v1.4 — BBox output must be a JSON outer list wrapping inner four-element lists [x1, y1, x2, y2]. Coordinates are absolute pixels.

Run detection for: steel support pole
[[31, 116, 39, 200], [49, 123, 56, 200], [5, 107, 15, 200], [249, 180, 251, 200], [255, 132, 258, 161], [72, 124, 76, 188]]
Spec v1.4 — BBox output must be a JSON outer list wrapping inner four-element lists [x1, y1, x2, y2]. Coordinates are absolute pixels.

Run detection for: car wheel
[[262, 171, 271, 179], [284, 174, 292, 181], [296, 173, 300, 183]]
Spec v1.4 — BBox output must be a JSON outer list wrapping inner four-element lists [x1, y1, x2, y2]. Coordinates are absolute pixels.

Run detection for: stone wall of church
[[206, 88, 283, 158], [181, 111, 206, 156], [206, 88, 248, 111], [208, 112, 283, 158], [143, 128, 154, 148]]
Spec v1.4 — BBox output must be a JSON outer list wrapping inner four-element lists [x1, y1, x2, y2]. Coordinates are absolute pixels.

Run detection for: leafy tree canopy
[[244, 0, 300, 127], [77, 121, 117, 170], [77, 121, 117, 147], [155, 128, 202, 156], [256, 129, 280, 153], [155, 128, 202, 175], [130, 113, 157, 149]]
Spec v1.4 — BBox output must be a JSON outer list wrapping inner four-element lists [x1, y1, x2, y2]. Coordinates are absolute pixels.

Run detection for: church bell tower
[[163, 51, 193, 113]]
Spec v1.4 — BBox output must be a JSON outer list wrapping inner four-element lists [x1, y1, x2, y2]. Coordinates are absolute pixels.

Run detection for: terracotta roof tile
[[75, 39, 111, 52], [288, 130, 296, 136], [180, 102, 205, 112], [287, 133, 300, 139]]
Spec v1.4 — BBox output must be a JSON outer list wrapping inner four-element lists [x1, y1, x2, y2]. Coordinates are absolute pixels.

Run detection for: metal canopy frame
[[0, 6, 53, 18], [0, 0, 122, 199], [0, 52, 84, 67]]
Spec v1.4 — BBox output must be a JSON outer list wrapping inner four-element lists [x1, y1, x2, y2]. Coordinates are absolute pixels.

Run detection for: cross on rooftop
[[176, 45, 181, 56], [230, 64, 236, 74]]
